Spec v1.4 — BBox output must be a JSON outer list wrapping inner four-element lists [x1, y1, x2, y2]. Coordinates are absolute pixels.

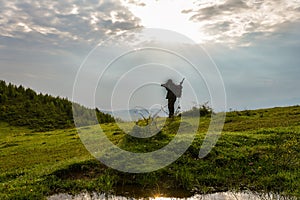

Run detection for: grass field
[[0, 106, 299, 199]]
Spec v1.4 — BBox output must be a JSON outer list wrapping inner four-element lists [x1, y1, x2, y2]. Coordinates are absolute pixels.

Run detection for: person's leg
[[168, 98, 176, 118]]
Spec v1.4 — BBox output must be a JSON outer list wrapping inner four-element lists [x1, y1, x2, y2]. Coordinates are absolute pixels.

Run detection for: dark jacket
[[161, 81, 177, 100]]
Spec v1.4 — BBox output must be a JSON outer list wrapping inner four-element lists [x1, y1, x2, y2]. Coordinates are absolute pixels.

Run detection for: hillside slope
[[0, 80, 114, 131], [0, 105, 299, 199]]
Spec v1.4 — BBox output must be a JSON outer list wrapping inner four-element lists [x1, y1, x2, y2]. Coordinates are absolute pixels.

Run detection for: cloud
[[182, 0, 300, 45], [1, 0, 300, 111], [0, 0, 142, 100], [0, 0, 142, 50], [123, 0, 146, 7], [206, 21, 300, 109]]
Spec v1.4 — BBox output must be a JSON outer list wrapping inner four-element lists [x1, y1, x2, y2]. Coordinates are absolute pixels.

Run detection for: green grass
[[0, 106, 300, 199]]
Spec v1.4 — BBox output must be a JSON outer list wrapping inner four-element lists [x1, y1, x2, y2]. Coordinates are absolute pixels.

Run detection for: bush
[[182, 102, 213, 117]]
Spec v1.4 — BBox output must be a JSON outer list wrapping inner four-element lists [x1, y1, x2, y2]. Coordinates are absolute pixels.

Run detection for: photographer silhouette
[[161, 78, 184, 118]]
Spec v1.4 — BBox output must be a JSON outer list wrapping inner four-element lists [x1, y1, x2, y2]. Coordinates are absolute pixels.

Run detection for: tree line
[[0, 80, 115, 131]]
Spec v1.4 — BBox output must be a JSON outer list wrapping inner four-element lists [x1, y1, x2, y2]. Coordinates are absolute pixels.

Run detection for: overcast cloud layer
[[0, 0, 141, 49], [0, 0, 141, 99], [0, 0, 300, 111], [181, 0, 300, 45]]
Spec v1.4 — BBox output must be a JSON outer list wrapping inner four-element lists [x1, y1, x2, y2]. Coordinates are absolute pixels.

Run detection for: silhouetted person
[[161, 79, 184, 118]]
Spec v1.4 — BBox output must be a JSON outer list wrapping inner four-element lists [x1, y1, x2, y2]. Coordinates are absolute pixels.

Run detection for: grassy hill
[[0, 105, 299, 199]]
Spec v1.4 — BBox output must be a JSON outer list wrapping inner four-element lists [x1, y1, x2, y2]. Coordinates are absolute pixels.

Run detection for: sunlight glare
[[121, 0, 207, 43]]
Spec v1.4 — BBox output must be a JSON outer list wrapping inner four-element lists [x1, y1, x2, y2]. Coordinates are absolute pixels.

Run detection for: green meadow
[[0, 106, 299, 199]]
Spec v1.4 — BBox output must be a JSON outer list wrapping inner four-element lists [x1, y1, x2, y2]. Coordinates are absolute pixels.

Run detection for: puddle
[[48, 191, 296, 200]]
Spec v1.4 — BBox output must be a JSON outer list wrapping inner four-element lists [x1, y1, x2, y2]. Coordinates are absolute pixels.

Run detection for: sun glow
[[121, 0, 206, 43], [121, 0, 300, 45], [153, 196, 168, 200]]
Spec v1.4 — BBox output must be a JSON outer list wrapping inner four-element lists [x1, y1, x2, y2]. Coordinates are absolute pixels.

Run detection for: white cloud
[[123, 0, 146, 7], [120, 0, 300, 45], [182, 0, 300, 45], [0, 0, 141, 49]]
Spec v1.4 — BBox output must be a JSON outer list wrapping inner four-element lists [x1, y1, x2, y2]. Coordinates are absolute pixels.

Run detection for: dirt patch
[[52, 160, 107, 180]]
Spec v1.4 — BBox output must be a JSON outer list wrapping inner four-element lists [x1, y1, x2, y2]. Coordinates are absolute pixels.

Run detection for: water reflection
[[48, 191, 296, 200]]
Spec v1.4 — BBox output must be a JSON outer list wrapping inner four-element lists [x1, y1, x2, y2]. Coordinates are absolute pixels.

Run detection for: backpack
[[173, 84, 183, 98]]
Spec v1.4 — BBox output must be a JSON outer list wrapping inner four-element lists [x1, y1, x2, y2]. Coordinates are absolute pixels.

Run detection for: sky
[[1, 0, 300, 112]]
